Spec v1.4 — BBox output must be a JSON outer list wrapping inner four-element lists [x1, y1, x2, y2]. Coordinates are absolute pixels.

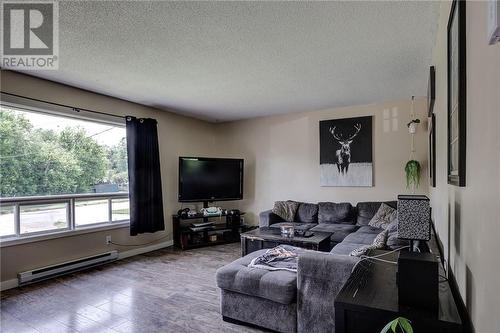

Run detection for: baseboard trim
[[118, 240, 174, 260], [0, 240, 174, 292], [0, 278, 19, 291]]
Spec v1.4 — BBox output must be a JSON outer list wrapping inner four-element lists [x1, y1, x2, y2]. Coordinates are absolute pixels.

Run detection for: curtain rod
[[0, 91, 125, 119]]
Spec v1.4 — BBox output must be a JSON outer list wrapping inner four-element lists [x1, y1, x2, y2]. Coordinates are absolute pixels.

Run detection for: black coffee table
[[240, 227, 332, 256]]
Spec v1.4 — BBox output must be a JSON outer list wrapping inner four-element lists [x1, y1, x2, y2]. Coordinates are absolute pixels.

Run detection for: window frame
[[0, 193, 130, 243], [18, 199, 72, 236], [0, 94, 130, 245]]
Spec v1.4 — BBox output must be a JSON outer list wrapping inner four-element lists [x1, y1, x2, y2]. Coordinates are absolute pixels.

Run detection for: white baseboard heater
[[18, 250, 118, 285]]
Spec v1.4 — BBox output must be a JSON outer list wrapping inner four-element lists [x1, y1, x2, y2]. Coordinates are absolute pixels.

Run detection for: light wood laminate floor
[[1, 243, 267, 333]]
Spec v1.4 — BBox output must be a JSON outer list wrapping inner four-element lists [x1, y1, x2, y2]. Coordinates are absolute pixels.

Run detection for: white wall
[[214, 98, 429, 225], [430, 2, 500, 332]]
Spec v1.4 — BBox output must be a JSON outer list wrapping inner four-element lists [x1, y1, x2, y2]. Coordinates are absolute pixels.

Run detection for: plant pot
[[408, 122, 418, 134]]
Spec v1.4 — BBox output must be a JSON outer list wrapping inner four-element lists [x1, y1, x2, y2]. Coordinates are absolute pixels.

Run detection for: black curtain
[[126, 117, 165, 236]]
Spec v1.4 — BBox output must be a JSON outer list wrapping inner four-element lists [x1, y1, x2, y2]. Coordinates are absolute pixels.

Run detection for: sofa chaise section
[[216, 249, 298, 332], [216, 249, 359, 333]]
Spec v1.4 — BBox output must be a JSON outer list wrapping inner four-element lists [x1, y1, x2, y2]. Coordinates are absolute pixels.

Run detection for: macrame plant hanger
[[409, 96, 416, 161]]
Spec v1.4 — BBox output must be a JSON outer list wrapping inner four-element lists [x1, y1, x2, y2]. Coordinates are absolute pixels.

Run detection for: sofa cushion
[[329, 230, 354, 244], [296, 203, 318, 223], [329, 242, 366, 255], [343, 231, 379, 245], [349, 230, 388, 257], [387, 231, 410, 250], [386, 219, 398, 233], [383, 218, 410, 249], [318, 202, 354, 224], [368, 203, 397, 229], [356, 201, 397, 226], [357, 225, 384, 234], [216, 249, 297, 304], [269, 222, 317, 232], [310, 224, 358, 243]]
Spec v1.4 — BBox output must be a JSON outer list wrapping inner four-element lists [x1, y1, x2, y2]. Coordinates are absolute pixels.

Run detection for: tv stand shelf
[[173, 212, 251, 250], [175, 212, 243, 220]]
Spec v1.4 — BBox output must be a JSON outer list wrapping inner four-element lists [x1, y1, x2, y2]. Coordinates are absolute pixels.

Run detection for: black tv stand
[[201, 201, 211, 223], [173, 211, 252, 250]]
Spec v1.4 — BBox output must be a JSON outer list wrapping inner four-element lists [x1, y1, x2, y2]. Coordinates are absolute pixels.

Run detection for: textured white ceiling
[[25, 1, 439, 122]]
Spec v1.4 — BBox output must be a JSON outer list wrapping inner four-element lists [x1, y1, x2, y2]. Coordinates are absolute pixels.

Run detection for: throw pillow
[[272, 200, 300, 222], [368, 203, 397, 229], [385, 218, 410, 250], [350, 245, 371, 257], [350, 229, 389, 257], [386, 219, 398, 233], [387, 233, 409, 250]]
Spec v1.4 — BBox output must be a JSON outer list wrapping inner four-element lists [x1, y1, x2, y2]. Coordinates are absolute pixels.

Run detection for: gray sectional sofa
[[260, 201, 407, 251], [216, 201, 408, 333]]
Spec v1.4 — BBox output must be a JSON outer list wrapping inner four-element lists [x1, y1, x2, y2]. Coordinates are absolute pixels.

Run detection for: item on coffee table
[[280, 224, 294, 238]]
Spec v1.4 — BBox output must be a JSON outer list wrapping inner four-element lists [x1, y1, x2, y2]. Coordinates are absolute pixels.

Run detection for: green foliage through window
[[0, 109, 128, 197]]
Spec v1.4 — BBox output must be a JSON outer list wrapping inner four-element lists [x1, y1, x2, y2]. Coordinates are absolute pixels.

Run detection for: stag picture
[[319, 116, 373, 186]]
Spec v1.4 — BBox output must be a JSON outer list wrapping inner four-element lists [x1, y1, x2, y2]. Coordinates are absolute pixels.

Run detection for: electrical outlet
[[106, 235, 111, 245]]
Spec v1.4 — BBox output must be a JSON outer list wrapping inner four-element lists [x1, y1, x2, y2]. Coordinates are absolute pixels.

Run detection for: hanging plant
[[405, 160, 421, 189], [407, 119, 420, 134], [406, 119, 421, 127]]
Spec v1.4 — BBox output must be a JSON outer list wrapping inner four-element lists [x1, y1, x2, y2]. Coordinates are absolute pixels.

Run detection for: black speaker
[[397, 251, 439, 315], [226, 210, 241, 227]]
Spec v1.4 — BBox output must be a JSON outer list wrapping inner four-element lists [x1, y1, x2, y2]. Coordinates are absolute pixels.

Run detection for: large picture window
[[0, 104, 129, 240]]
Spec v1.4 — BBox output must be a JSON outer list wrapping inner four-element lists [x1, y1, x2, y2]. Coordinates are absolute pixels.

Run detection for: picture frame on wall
[[427, 66, 435, 116], [447, 0, 466, 187], [319, 116, 373, 187], [429, 113, 436, 188]]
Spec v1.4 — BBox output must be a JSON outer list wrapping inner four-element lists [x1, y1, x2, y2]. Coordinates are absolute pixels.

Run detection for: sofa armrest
[[259, 209, 285, 227], [297, 252, 359, 333]]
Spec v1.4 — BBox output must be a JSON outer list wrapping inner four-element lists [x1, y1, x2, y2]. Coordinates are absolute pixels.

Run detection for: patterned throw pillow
[[272, 200, 300, 222], [350, 245, 371, 257], [368, 203, 397, 229], [350, 230, 389, 257]]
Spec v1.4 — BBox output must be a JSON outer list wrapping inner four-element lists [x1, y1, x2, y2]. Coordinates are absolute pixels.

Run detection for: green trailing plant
[[381, 317, 413, 333], [405, 160, 421, 190], [406, 118, 421, 128]]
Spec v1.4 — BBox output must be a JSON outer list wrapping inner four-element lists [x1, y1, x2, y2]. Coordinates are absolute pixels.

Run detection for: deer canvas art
[[319, 116, 373, 186]]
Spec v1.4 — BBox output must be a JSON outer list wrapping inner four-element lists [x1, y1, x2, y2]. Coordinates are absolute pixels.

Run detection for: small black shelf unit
[[173, 212, 249, 250]]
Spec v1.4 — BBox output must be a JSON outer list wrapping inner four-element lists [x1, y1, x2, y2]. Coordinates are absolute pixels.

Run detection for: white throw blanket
[[248, 245, 305, 272]]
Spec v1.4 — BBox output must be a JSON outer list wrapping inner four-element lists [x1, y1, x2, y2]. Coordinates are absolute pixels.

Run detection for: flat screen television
[[178, 157, 244, 203]]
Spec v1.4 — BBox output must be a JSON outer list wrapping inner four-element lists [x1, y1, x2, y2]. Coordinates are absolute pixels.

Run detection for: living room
[[1, 1, 499, 333]]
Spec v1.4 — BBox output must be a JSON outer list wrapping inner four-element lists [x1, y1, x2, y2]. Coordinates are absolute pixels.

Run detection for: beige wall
[[214, 98, 429, 225], [430, 1, 500, 332], [0, 71, 218, 282], [0, 70, 429, 284]]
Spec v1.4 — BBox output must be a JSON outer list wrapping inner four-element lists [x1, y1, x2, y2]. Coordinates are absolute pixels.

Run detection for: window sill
[[0, 221, 130, 248]]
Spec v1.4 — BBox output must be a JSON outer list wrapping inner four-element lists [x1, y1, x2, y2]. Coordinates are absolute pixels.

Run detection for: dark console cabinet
[[334, 250, 462, 333]]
